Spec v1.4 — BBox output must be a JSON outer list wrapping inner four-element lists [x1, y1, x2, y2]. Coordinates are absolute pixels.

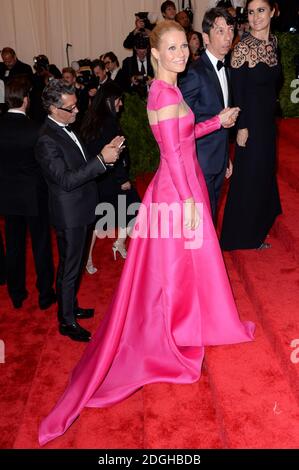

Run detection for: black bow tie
[[217, 60, 225, 71], [63, 125, 73, 132]]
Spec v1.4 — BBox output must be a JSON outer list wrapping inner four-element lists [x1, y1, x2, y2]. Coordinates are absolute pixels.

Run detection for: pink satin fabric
[[39, 79, 254, 446]]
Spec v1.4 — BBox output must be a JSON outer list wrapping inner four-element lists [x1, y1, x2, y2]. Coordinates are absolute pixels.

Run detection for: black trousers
[[55, 225, 91, 325], [0, 230, 5, 283], [4, 213, 54, 304], [204, 161, 227, 223]]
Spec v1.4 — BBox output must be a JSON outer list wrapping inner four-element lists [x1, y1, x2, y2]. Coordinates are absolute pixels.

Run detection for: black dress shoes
[[59, 322, 91, 342], [74, 307, 94, 319], [257, 242, 272, 250]]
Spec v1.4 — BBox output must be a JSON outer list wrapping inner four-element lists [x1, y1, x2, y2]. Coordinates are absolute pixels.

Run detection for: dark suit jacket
[[112, 68, 126, 92], [0, 112, 47, 216], [0, 59, 33, 82], [179, 52, 232, 175], [35, 118, 106, 230]]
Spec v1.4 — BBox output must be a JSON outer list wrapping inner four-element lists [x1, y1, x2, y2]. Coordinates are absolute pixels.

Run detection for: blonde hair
[[150, 20, 186, 76]]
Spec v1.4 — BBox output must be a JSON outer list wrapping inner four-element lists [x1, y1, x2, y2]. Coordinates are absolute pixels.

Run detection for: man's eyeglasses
[[57, 104, 78, 113]]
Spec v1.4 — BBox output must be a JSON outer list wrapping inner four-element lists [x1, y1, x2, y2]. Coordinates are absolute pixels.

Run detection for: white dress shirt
[[111, 67, 120, 81], [8, 109, 26, 115], [98, 76, 109, 89], [206, 49, 229, 108], [0, 79, 4, 103], [137, 57, 148, 75]]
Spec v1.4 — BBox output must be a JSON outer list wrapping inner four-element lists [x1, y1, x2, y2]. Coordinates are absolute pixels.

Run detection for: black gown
[[220, 33, 282, 250]]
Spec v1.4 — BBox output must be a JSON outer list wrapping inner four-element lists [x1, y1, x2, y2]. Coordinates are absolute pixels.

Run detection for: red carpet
[[0, 118, 299, 449]]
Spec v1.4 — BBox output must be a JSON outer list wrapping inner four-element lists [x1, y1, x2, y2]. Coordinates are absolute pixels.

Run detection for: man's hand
[[147, 76, 154, 86], [88, 88, 97, 98], [131, 75, 142, 86], [135, 18, 145, 31], [121, 181, 131, 191], [101, 136, 125, 164], [219, 107, 240, 128], [236, 128, 249, 147], [225, 159, 233, 179]]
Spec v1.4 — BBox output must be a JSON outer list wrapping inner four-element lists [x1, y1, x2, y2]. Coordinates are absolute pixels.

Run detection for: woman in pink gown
[[39, 21, 255, 446]]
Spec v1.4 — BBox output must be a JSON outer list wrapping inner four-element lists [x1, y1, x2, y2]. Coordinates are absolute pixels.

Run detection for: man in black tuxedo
[[88, 60, 111, 101], [122, 34, 154, 97], [0, 47, 33, 82], [180, 7, 235, 220], [0, 77, 55, 309], [35, 79, 122, 342]]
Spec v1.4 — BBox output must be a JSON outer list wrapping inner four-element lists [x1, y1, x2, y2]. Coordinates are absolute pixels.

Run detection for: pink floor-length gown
[[39, 79, 255, 446]]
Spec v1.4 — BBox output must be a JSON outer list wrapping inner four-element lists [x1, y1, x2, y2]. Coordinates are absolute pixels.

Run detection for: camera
[[72, 59, 93, 87], [134, 74, 148, 84], [135, 12, 156, 32], [33, 55, 49, 73]]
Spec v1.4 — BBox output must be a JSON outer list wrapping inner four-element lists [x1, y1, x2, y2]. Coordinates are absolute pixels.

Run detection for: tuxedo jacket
[[110, 69, 126, 92], [179, 52, 232, 175], [0, 112, 47, 216], [35, 118, 106, 230]]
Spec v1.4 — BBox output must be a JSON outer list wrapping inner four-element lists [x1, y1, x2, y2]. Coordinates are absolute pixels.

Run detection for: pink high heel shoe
[[112, 241, 127, 260]]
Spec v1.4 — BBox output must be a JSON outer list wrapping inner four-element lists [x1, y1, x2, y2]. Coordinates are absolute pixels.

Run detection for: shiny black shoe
[[257, 242, 272, 250], [74, 307, 95, 319], [59, 322, 91, 342]]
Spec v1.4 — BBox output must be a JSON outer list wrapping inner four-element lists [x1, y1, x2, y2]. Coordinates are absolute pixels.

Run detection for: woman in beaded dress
[[220, 0, 282, 250]]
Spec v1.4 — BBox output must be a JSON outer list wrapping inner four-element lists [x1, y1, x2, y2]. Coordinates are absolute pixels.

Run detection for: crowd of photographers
[[1, 0, 298, 122]]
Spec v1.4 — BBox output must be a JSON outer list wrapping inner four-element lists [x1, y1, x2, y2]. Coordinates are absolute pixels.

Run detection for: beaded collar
[[231, 32, 278, 68]]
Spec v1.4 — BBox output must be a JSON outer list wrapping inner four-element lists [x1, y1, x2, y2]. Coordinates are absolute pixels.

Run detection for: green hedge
[[121, 34, 299, 176], [277, 32, 299, 118], [120, 93, 159, 178]]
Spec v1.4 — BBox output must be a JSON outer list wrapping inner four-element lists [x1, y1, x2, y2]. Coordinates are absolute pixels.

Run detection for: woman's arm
[[155, 87, 198, 230]]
